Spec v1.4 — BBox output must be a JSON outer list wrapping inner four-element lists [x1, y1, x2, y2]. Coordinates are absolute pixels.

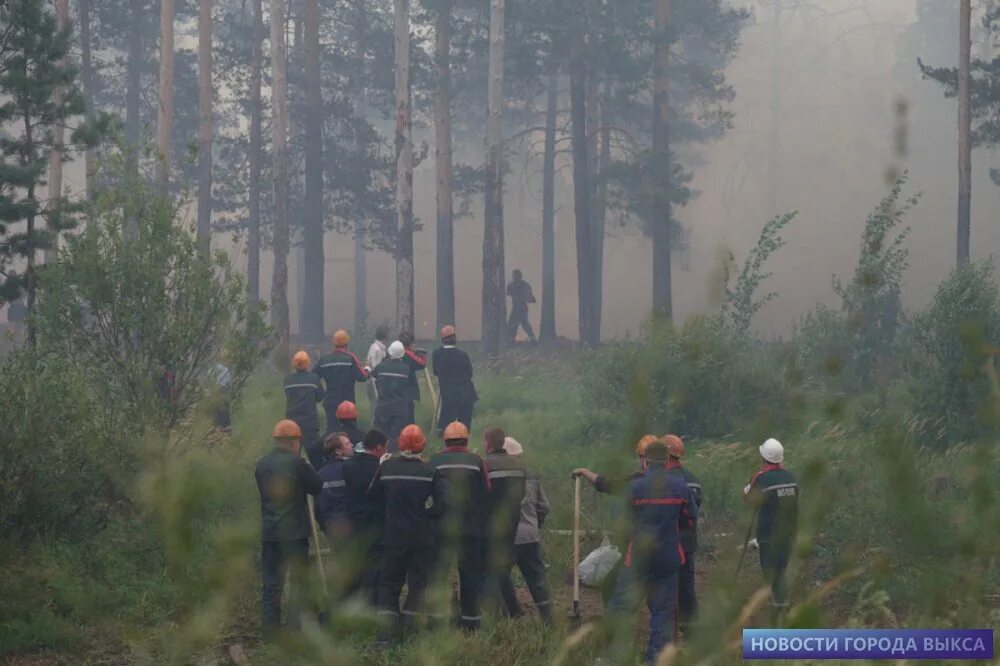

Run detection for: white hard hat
[[503, 437, 523, 456], [388, 341, 405, 359], [759, 438, 784, 464]]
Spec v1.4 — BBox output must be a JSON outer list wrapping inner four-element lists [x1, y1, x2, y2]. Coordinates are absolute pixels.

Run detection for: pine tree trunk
[[767, 0, 781, 216], [46, 0, 69, 264], [539, 66, 558, 342], [80, 0, 96, 199], [570, 39, 594, 347], [394, 0, 415, 334], [126, 0, 141, 175], [586, 73, 602, 344], [196, 0, 213, 257], [957, 0, 972, 265], [353, 5, 367, 331], [481, 0, 506, 356], [651, 0, 672, 319], [434, 0, 455, 331], [247, 0, 263, 303], [156, 0, 175, 195], [302, 0, 325, 342], [594, 82, 610, 340], [270, 0, 291, 361]]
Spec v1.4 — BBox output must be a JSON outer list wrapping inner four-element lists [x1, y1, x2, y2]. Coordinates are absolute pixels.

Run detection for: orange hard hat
[[663, 434, 685, 458], [333, 330, 350, 346], [292, 350, 310, 370], [636, 434, 659, 456], [440, 324, 456, 339], [336, 401, 359, 421], [272, 419, 302, 439], [443, 421, 469, 441], [398, 424, 427, 453]]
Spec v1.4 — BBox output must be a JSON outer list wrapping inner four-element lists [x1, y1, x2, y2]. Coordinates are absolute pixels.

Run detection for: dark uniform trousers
[[435, 535, 485, 630], [759, 540, 791, 617], [438, 400, 474, 434], [499, 542, 553, 622], [506, 306, 535, 342], [374, 406, 409, 453], [261, 538, 310, 632], [609, 562, 679, 663], [378, 544, 436, 631]]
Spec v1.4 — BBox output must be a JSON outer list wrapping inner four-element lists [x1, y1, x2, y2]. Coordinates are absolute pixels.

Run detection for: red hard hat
[[663, 434, 685, 458], [440, 324, 456, 339], [399, 424, 426, 453], [443, 421, 469, 440], [636, 434, 658, 456], [336, 401, 358, 421], [272, 419, 302, 440]]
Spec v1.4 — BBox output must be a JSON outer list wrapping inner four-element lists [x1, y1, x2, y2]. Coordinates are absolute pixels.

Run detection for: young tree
[[569, 27, 595, 346], [539, 66, 558, 341], [481, 0, 507, 356], [78, 0, 96, 199], [46, 0, 69, 264], [0, 0, 84, 344], [394, 0, 415, 334], [301, 0, 325, 342], [651, 0, 672, 319], [155, 0, 175, 194], [196, 0, 213, 257], [270, 0, 291, 359]]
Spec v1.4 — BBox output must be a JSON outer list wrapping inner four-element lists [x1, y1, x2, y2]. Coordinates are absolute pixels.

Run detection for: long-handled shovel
[[422, 366, 440, 431], [735, 512, 757, 578], [570, 476, 582, 623]]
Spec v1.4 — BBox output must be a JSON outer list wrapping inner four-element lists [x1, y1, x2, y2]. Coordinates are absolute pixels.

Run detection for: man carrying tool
[[343, 429, 389, 604], [429, 421, 490, 631], [499, 437, 553, 624], [482, 426, 527, 610], [506, 269, 537, 344], [254, 420, 323, 636], [371, 341, 413, 451], [397, 331, 427, 425], [369, 425, 447, 642], [316, 432, 354, 541], [607, 440, 698, 663], [315, 330, 369, 435], [663, 434, 702, 632], [743, 438, 798, 622], [365, 325, 390, 424], [334, 401, 366, 452], [284, 350, 326, 469], [432, 326, 478, 434]]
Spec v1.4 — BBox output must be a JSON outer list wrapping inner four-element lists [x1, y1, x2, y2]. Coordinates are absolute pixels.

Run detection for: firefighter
[[316, 432, 353, 541], [428, 420, 490, 631], [499, 437, 553, 624], [371, 341, 413, 452], [482, 426, 527, 610], [343, 428, 389, 605], [743, 438, 798, 621], [369, 425, 447, 641], [335, 401, 366, 452], [365, 325, 390, 425], [607, 440, 697, 663], [397, 331, 427, 425], [663, 434, 702, 631], [315, 330, 369, 435], [506, 269, 537, 344], [254, 419, 323, 635], [432, 325, 478, 434], [283, 350, 326, 471], [572, 434, 659, 603]]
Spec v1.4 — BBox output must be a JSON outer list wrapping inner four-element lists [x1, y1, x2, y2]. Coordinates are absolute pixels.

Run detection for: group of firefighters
[[256, 322, 799, 662]]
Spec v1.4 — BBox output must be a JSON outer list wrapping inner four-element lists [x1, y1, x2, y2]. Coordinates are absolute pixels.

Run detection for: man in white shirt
[[364, 325, 390, 425]]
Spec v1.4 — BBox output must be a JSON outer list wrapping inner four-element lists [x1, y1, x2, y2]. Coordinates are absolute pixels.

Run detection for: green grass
[[3, 358, 1000, 664]]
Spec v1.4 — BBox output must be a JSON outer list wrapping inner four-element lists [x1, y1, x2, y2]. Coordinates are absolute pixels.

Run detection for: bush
[[0, 350, 132, 539], [579, 315, 794, 440], [900, 259, 1000, 442]]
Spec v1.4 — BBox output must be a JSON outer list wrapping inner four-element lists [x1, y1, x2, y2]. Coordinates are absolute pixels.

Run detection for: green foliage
[[724, 212, 797, 334], [0, 349, 132, 540], [900, 259, 1000, 442], [34, 166, 272, 431], [579, 316, 794, 440]]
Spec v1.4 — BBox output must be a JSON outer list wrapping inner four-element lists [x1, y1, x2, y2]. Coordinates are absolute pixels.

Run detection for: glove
[[364, 366, 372, 374]]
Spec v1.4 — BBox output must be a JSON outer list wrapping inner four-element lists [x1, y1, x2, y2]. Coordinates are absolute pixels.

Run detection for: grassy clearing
[[2, 354, 1000, 664]]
